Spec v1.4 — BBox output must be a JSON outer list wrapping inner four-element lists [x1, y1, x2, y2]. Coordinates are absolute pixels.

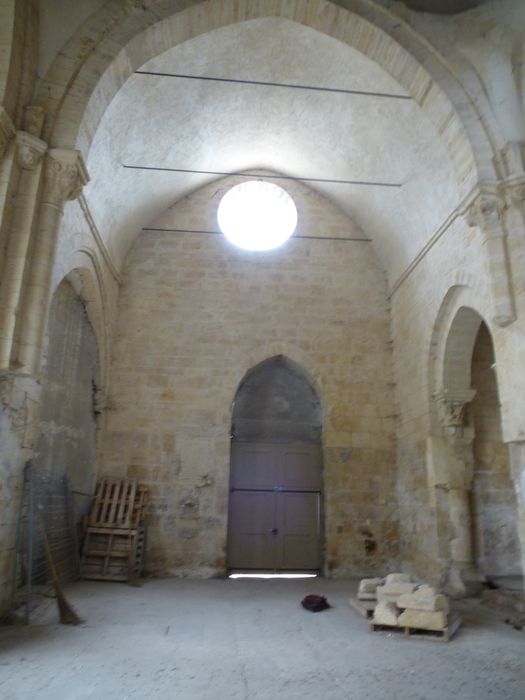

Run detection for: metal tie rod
[[135, 70, 412, 101], [122, 164, 402, 188]]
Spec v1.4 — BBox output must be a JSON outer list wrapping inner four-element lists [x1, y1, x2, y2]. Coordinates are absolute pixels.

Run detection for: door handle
[[268, 528, 279, 535]]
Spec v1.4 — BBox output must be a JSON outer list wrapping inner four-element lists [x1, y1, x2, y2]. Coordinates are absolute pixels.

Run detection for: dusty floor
[[0, 578, 524, 700]]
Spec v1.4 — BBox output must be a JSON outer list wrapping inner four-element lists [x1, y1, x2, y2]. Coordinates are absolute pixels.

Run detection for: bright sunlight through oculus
[[217, 181, 297, 251]]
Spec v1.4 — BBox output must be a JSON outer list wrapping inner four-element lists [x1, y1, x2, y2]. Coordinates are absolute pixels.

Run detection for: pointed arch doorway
[[227, 356, 323, 572]]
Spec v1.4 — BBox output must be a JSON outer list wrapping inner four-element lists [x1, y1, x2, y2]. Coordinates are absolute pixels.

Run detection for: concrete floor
[[0, 578, 524, 700]]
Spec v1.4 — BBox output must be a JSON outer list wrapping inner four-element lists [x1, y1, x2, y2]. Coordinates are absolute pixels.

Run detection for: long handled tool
[[38, 510, 84, 625]]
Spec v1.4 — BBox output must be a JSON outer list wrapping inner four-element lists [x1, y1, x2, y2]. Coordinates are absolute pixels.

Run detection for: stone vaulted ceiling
[[83, 16, 458, 282]]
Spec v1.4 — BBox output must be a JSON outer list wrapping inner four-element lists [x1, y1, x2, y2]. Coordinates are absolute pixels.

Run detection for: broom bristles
[[56, 590, 84, 625], [38, 508, 84, 626]]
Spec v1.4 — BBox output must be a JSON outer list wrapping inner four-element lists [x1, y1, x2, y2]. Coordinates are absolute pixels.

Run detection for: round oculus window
[[217, 180, 297, 251]]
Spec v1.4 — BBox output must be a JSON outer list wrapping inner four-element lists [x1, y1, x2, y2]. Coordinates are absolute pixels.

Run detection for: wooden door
[[228, 442, 322, 571]]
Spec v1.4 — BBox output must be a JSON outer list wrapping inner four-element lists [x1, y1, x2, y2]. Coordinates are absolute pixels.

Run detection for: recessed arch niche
[[36, 277, 101, 520], [231, 355, 322, 444], [469, 323, 521, 579], [434, 305, 520, 590], [228, 356, 323, 572]]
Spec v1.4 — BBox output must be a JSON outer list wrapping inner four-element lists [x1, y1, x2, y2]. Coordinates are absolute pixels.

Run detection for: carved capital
[[15, 131, 47, 170], [435, 389, 476, 430], [506, 180, 525, 208], [43, 149, 89, 205], [465, 192, 505, 234], [0, 107, 16, 159]]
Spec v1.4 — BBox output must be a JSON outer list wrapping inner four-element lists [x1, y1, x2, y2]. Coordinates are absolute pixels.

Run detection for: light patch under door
[[227, 443, 322, 571]]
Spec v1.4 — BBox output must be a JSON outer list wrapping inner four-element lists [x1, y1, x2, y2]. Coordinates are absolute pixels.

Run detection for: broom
[[38, 509, 84, 625]]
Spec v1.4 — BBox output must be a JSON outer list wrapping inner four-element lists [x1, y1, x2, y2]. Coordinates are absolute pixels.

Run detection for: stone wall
[[390, 192, 525, 585], [0, 374, 37, 615], [99, 177, 399, 578], [471, 323, 521, 576], [390, 214, 491, 582]]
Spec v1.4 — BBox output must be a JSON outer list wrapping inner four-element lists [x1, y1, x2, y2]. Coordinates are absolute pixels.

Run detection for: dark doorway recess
[[228, 356, 323, 572], [470, 323, 520, 579]]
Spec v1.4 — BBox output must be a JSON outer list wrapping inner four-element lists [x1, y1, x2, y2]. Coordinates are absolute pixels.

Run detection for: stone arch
[[428, 285, 493, 428], [230, 343, 324, 416], [427, 290, 503, 595], [442, 306, 486, 396], [37, 275, 101, 514], [469, 321, 521, 578], [228, 354, 324, 572], [0, 0, 33, 135], [231, 355, 323, 443], [37, 0, 501, 196], [55, 249, 109, 390]]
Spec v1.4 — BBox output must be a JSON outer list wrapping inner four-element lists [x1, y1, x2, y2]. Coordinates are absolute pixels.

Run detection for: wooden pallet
[[88, 479, 149, 529], [82, 478, 149, 582], [133, 525, 146, 577], [349, 596, 376, 618], [81, 527, 137, 582], [88, 479, 137, 528], [132, 486, 149, 529], [369, 614, 461, 642]]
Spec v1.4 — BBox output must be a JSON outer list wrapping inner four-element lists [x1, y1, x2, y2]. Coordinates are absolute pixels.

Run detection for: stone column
[[508, 441, 525, 592], [466, 192, 515, 327], [0, 131, 47, 368], [504, 182, 525, 291], [15, 148, 89, 373], [434, 388, 481, 595]]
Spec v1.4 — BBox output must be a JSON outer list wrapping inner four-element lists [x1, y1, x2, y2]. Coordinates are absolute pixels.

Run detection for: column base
[[442, 563, 485, 598]]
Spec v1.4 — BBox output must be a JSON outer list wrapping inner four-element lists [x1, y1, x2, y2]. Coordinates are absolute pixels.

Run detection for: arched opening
[[433, 304, 521, 593], [227, 356, 323, 573], [35, 278, 101, 521], [470, 322, 521, 585]]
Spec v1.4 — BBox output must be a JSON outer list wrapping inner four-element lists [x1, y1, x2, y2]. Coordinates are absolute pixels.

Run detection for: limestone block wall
[[99, 177, 399, 578], [391, 199, 525, 583], [0, 374, 36, 616], [0, 191, 118, 615]]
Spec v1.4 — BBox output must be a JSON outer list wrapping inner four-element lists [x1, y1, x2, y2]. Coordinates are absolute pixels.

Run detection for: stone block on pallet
[[358, 577, 383, 600], [377, 582, 417, 603], [397, 608, 448, 631], [397, 585, 450, 614], [385, 573, 411, 585], [372, 601, 399, 627]]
